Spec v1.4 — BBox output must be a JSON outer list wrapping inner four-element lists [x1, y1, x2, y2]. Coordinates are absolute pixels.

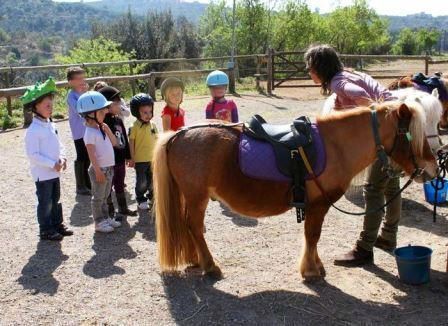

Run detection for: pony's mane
[[319, 100, 427, 157], [377, 100, 427, 157]]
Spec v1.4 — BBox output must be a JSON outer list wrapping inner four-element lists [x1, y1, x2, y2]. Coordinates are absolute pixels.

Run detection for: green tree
[[326, 0, 390, 54], [272, 1, 328, 51], [55, 37, 137, 76], [416, 28, 441, 54]]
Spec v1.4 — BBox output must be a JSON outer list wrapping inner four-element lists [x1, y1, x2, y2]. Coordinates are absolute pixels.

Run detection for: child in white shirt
[[22, 78, 73, 241], [76, 91, 120, 233]]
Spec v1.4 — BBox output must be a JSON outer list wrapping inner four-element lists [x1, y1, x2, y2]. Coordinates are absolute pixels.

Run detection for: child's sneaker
[[106, 217, 121, 228], [138, 201, 149, 210], [95, 220, 114, 233]]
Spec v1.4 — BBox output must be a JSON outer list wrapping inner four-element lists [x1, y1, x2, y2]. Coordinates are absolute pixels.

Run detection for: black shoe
[[40, 231, 64, 241], [56, 224, 74, 237], [334, 245, 373, 267]]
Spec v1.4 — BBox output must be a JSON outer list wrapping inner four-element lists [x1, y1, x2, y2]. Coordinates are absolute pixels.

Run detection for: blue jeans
[[135, 162, 153, 204], [35, 178, 62, 233]]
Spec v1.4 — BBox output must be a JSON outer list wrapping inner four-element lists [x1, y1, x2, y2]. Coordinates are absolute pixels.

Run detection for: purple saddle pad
[[238, 124, 326, 182]]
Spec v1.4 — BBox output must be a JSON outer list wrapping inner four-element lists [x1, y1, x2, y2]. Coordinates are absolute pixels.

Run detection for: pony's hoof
[[302, 273, 323, 283], [319, 265, 326, 278], [204, 265, 223, 280], [185, 264, 202, 274]]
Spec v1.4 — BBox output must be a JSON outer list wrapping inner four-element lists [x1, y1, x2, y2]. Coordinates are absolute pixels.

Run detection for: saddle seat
[[244, 114, 313, 177]]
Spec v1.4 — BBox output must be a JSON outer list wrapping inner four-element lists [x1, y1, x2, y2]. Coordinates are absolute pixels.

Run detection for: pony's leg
[[186, 201, 223, 279], [299, 205, 328, 281]]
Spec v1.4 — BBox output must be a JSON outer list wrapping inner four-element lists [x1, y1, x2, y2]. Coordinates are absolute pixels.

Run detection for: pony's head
[[391, 88, 443, 153], [381, 101, 438, 183]]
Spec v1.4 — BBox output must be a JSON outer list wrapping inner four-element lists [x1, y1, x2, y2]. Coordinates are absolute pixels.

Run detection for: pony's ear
[[431, 88, 439, 99], [397, 103, 412, 119]]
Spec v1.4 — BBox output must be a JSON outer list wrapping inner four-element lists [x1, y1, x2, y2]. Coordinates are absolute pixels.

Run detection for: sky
[[54, 0, 448, 17]]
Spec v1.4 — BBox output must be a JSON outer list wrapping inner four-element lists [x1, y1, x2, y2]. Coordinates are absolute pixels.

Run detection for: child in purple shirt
[[67, 67, 91, 196]]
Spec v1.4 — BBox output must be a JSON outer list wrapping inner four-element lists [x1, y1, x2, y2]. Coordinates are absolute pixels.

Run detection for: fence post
[[266, 48, 273, 95], [148, 73, 156, 101], [425, 56, 430, 75], [255, 55, 261, 91], [4, 72, 12, 117], [228, 67, 236, 94], [129, 62, 137, 96]]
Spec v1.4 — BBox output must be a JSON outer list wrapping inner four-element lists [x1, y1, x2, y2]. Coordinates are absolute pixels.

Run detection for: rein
[[301, 109, 424, 217]]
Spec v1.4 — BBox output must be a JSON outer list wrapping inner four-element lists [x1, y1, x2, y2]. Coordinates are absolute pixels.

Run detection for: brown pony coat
[[153, 102, 437, 280]]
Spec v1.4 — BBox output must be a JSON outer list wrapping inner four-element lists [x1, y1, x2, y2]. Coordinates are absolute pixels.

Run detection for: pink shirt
[[330, 71, 395, 109], [205, 99, 239, 123]]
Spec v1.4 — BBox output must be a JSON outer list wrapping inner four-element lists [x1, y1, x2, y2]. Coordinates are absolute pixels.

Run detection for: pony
[[153, 101, 439, 282], [387, 73, 448, 128]]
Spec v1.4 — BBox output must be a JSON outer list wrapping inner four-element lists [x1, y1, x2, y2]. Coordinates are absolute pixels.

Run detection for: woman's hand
[[127, 159, 135, 168]]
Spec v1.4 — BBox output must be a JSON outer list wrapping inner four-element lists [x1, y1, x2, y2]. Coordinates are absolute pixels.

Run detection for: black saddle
[[244, 114, 313, 177], [243, 114, 315, 223]]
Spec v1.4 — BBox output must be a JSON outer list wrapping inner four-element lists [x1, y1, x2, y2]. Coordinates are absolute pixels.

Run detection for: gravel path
[[0, 93, 447, 325]]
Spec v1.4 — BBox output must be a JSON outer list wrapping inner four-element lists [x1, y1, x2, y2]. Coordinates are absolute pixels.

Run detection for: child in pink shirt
[[205, 70, 239, 122]]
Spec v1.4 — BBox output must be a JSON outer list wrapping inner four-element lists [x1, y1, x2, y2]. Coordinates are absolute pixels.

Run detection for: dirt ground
[[1, 90, 448, 325]]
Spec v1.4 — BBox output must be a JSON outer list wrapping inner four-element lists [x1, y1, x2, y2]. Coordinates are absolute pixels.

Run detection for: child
[[76, 91, 120, 233], [129, 93, 158, 210], [160, 77, 186, 131], [99, 86, 137, 220], [205, 70, 239, 122], [94, 81, 131, 120], [304, 44, 397, 266], [22, 77, 73, 241], [67, 67, 91, 196]]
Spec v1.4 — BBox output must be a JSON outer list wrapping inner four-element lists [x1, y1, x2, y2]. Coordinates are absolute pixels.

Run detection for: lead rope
[[432, 151, 448, 222]]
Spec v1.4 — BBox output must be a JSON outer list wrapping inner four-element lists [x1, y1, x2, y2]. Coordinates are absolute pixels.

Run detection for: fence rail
[[1, 50, 446, 119]]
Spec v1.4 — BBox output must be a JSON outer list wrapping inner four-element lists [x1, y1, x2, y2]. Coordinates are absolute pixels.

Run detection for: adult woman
[[305, 44, 398, 266]]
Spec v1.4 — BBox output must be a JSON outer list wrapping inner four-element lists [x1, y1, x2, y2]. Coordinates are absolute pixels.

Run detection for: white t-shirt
[[83, 126, 115, 168]]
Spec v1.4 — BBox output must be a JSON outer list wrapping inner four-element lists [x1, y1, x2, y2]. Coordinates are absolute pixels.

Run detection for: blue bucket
[[423, 178, 448, 204], [393, 245, 432, 285]]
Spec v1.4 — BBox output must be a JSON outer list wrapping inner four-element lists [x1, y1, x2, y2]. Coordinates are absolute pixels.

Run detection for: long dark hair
[[304, 44, 344, 95]]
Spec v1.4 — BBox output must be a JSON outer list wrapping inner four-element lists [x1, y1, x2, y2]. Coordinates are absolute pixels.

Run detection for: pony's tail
[[153, 132, 195, 271]]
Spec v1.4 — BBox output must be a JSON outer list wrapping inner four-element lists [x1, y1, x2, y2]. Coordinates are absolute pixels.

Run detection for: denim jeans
[[35, 178, 62, 233], [135, 162, 153, 204], [88, 166, 114, 223]]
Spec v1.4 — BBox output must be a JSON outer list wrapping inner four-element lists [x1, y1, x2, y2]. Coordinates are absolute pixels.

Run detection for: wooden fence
[[265, 50, 441, 94], [1, 50, 446, 118]]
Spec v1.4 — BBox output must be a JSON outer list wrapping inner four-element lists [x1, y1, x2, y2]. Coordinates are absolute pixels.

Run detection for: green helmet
[[21, 77, 57, 105], [160, 77, 184, 100]]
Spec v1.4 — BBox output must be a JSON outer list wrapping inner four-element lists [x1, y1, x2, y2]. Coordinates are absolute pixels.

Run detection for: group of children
[[23, 67, 240, 240]]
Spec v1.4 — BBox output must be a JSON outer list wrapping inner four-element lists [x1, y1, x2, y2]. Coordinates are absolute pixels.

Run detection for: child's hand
[[80, 82, 89, 93], [100, 123, 111, 133], [95, 168, 106, 183], [61, 159, 67, 171], [127, 159, 135, 168], [53, 161, 62, 172]]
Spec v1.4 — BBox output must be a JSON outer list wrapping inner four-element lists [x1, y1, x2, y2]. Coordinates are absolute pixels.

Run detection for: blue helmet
[[76, 91, 112, 116], [206, 70, 229, 87]]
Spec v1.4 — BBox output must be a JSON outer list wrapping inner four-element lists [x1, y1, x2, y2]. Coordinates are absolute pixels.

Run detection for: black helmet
[[98, 86, 121, 102], [130, 93, 154, 119], [160, 77, 185, 100]]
